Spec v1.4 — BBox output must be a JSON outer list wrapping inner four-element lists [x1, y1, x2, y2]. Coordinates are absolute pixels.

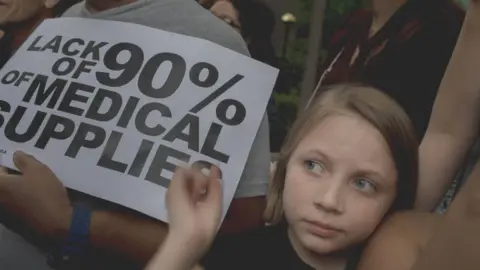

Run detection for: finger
[[192, 168, 210, 201], [202, 166, 223, 214], [168, 167, 193, 199], [0, 172, 19, 191], [166, 167, 195, 214], [208, 165, 222, 181], [13, 151, 45, 174], [199, 184, 223, 232], [205, 169, 223, 206]]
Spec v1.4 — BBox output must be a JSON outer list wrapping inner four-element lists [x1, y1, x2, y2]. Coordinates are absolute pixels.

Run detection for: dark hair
[[231, 0, 277, 66], [231, 0, 275, 40], [53, 0, 83, 16], [0, 28, 13, 69]]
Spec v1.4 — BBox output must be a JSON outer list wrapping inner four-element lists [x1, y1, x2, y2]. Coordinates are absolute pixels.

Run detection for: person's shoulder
[[61, 2, 85, 17], [175, 1, 249, 56], [423, 0, 465, 35], [357, 211, 439, 270], [195, 17, 249, 56], [435, 0, 466, 25], [400, 2, 463, 51]]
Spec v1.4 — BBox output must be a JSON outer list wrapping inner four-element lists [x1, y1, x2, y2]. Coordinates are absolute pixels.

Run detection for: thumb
[[13, 151, 40, 173], [204, 166, 223, 210], [167, 167, 194, 207]]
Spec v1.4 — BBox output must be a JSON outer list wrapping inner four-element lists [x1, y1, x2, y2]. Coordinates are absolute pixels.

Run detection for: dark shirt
[[202, 223, 360, 270], [202, 223, 314, 270], [321, 0, 464, 140]]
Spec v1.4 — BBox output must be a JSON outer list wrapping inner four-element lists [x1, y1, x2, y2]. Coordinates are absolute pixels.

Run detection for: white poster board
[[0, 18, 277, 222]]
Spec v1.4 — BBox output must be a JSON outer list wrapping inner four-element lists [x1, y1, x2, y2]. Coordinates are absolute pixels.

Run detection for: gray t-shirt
[[0, 1, 270, 269]]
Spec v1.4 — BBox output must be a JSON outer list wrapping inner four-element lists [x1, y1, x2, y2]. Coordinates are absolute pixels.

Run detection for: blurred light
[[281, 13, 297, 24]]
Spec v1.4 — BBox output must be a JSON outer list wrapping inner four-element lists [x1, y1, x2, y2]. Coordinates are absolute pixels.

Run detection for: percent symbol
[[95, 45, 248, 126], [188, 62, 246, 127]]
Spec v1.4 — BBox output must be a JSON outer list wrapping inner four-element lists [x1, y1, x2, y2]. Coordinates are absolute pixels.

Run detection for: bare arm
[[411, 162, 480, 270], [88, 196, 265, 264], [357, 212, 434, 270], [88, 211, 168, 264], [144, 235, 199, 270], [416, 3, 480, 211], [360, 165, 480, 270]]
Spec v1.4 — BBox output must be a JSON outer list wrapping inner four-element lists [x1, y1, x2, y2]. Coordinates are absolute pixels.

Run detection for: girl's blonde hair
[[264, 84, 419, 224]]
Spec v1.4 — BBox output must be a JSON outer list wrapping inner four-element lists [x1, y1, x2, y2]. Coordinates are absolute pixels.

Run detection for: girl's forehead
[[295, 114, 395, 171]]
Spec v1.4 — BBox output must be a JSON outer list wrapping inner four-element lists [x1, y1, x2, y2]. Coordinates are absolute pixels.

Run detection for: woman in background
[[311, 0, 464, 211], [315, 0, 464, 142]]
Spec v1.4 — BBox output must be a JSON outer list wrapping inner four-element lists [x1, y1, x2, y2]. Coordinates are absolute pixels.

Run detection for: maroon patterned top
[[320, 0, 464, 140]]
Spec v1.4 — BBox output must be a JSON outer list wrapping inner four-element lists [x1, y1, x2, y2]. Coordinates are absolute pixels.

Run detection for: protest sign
[[0, 18, 278, 222]]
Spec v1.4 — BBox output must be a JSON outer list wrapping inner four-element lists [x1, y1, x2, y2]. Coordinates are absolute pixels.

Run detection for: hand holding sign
[[166, 165, 222, 259], [0, 18, 278, 221], [0, 152, 71, 240]]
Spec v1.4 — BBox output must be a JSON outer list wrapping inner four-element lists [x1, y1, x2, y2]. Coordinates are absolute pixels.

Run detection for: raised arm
[[410, 161, 480, 270], [416, 3, 480, 211], [145, 166, 223, 270], [359, 160, 480, 270], [357, 212, 438, 270]]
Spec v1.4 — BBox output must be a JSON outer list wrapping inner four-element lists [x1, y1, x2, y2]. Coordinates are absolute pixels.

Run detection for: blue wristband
[[47, 204, 92, 269]]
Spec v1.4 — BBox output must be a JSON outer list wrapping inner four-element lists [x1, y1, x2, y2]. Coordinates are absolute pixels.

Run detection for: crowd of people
[[0, 0, 480, 269]]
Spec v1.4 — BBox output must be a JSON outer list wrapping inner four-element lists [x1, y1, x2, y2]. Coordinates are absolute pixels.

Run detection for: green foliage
[[275, 0, 365, 110], [269, 0, 366, 149]]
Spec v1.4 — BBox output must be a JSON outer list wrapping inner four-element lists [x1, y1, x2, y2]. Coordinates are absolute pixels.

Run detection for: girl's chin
[[298, 231, 346, 255]]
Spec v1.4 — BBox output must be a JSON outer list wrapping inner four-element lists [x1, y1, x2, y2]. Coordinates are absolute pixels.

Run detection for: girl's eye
[[304, 160, 325, 174], [353, 178, 376, 193]]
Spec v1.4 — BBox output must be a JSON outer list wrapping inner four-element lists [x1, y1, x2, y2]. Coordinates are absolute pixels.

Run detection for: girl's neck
[[288, 228, 347, 270], [85, 0, 138, 12], [370, 0, 407, 35]]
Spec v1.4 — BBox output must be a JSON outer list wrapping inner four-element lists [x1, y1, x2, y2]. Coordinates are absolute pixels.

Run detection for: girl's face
[[283, 113, 397, 255]]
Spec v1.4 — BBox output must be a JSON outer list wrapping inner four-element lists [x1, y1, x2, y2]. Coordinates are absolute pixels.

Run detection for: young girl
[[146, 84, 419, 270]]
